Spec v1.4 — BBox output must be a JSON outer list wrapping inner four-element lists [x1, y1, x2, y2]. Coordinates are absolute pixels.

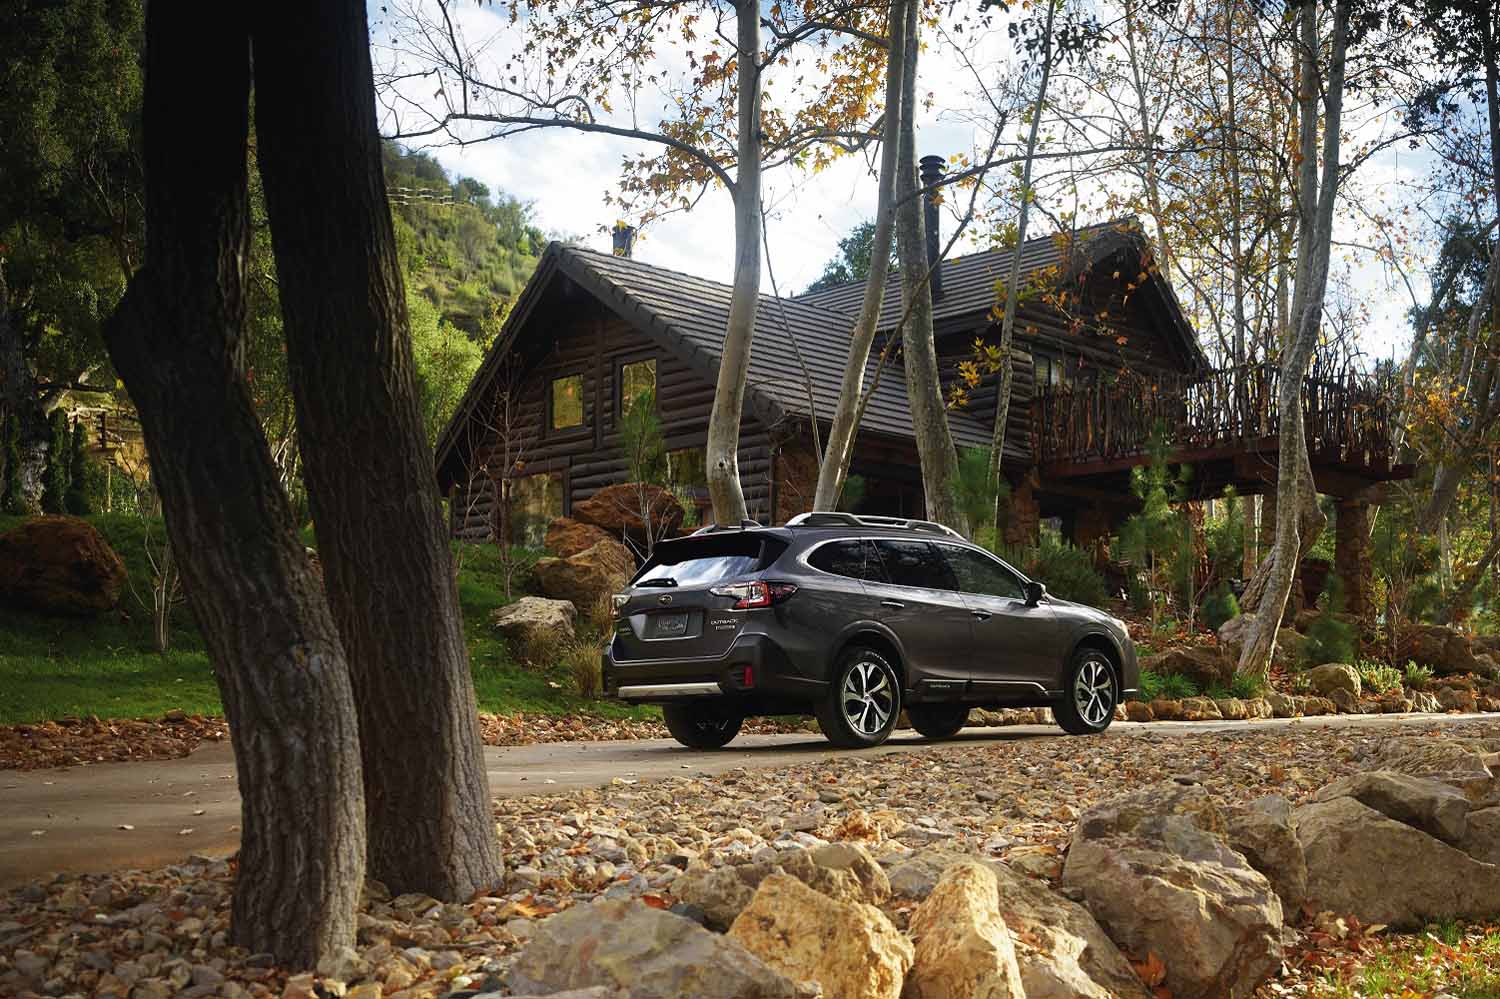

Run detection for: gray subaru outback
[[602, 513, 1137, 749]]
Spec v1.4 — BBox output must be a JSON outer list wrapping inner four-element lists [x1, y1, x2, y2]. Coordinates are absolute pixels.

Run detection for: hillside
[[382, 143, 545, 337]]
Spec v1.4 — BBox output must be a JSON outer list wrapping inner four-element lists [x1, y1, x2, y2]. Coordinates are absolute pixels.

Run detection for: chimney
[[919, 155, 945, 300], [611, 222, 637, 258]]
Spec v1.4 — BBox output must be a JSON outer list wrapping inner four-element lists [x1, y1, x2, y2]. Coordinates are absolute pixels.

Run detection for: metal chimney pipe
[[918, 155, 945, 301]]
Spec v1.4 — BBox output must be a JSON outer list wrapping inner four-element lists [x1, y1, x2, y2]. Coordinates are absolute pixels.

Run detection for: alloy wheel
[[1073, 655, 1115, 728], [841, 660, 895, 736]]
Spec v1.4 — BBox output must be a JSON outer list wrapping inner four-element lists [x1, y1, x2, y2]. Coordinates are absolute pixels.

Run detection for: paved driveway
[[1, 712, 1488, 889]]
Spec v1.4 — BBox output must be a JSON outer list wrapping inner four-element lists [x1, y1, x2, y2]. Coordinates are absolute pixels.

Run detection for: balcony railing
[[1030, 359, 1397, 474]]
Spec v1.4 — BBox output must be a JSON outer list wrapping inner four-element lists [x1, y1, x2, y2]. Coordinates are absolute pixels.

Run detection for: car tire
[[907, 704, 969, 740], [662, 701, 744, 749], [816, 647, 902, 748], [1055, 647, 1118, 736]]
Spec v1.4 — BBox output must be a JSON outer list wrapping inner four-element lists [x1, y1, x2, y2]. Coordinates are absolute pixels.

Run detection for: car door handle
[[971, 610, 992, 620], [880, 599, 906, 609]]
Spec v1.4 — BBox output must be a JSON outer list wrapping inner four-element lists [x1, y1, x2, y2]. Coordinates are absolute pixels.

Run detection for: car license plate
[[653, 612, 689, 638]]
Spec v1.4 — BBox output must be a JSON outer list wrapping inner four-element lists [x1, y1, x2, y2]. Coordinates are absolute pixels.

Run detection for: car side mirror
[[1024, 580, 1046, 606]]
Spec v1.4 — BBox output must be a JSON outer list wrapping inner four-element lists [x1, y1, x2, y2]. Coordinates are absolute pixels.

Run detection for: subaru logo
[[658, 594, 673, 605]]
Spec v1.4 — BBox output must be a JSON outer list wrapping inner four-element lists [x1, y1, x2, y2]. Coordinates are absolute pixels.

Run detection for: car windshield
[[635, 535, 785, 588]]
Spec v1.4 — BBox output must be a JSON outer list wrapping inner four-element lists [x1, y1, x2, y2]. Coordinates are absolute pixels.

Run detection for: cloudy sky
[[370, 1, 1437, 364]]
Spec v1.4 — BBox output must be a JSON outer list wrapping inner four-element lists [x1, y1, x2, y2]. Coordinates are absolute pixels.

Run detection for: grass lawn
[[0, 513, 653, 725], [1310, 920, 1500, 999]]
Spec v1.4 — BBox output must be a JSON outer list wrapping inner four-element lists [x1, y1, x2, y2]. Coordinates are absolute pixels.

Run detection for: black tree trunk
[[251, 0, 502, 899], [103, 4, 365, 968]]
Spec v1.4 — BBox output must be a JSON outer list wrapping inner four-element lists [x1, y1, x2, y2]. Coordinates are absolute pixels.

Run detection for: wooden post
[[1334, 498, 1374, 626]]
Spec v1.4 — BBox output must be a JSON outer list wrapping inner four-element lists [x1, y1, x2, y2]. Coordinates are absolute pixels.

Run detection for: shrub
[[1200, 582, 1240, 632], [564, 640, 604, 697], [1301, 577, 1356, 667], [1028, 533, 1108, 607], [40, 411, 69, 514], [1358, 659, 1403, 696], [1229, 672, 1267, 699], [64, 421, 95, 516], [1403, 660, 1434, 690], [1139, 671, 1198, 701]]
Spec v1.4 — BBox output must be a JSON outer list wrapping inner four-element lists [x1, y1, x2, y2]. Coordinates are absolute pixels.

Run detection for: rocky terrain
[[6, 721, 1500, 998]]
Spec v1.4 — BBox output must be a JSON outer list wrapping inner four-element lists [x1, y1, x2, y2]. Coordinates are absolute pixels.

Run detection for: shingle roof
[[555, 244, 1000, 453], [796, 217, 1205, 369]]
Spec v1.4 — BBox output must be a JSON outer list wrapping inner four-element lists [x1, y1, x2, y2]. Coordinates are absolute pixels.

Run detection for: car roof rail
[[689, 519, 764, 536], [784, 512, 966, 540]]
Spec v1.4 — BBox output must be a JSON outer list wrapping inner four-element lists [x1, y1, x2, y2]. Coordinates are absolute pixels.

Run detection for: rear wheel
[[1055, 647, 1117, 736], [663, 700, 744, 749], [907, 704, 970, 740], [817, 647, 902, 748]]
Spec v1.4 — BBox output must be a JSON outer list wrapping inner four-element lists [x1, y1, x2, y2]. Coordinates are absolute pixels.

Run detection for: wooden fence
[[1031, 358, 1396, 473]]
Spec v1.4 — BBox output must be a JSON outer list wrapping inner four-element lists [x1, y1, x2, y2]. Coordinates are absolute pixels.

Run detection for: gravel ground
[[4, 720, 1498, 999]]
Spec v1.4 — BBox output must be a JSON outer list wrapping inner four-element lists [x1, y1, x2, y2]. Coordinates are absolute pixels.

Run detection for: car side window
[[808, 539, 889, 582], [942, 546, 1027, 600], [873, 539, 958, 591]]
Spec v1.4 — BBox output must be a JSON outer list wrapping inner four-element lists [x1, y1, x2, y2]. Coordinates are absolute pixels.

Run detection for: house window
[[508, 472, 562, 547], [551, 374, 585, 430], [620, 359, 657, 416], [1034, 351, 1068, 389]]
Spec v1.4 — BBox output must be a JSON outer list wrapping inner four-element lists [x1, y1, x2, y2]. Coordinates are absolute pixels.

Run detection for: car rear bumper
[[603, 632, 826, 706]]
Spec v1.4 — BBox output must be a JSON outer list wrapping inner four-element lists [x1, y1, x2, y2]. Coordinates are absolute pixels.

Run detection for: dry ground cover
[[6, 721, 1500, 998]]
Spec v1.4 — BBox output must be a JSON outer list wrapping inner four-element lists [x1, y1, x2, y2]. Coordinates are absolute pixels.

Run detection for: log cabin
[[436, 196, 1200, 538]]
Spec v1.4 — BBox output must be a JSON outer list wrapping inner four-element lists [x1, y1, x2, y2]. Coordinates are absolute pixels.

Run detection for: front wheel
[[663, 700, 744, 749], [907, 703, 969, 740], [817, 647, 902, 748], [1055, 648, 1117, 736]]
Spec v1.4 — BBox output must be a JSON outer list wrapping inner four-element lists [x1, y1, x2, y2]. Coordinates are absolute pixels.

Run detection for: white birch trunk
[[705, 0, 761, 525]]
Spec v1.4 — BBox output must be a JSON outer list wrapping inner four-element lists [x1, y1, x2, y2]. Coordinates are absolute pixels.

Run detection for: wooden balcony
[[1030, 360, 1406, 493]]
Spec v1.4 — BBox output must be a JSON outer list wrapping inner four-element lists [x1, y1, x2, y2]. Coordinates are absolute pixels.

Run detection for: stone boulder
[[1307, 663, 1360, 699], [1243, 697, 1273, 719], [1062, 785, 1283, 999], [673, 842, 890, 930], [1149, 698, 1183, 721], [491, 596, 577, 647], [1141, 646, 1233, 692], [904, 861, 1024, 999], [1225, 796, 1308, 916], [0, 516, 127, 615], [1266, 691, 1299, 718], [573, 483, 685, 537], [544, 517, 616, 558], [506, 897, 799, 998], [1218, 616, 1304, 665], [1461, 807, 1500, 864], [1314, 770, 1471, 844], [729, 872, 912, 999], [1124, 700, 1153, 723], [1179, 696, 1223, 722], [1215, 697, 1248, 721], [1330, 687, 1360, 714], [1397, 624, 1494, 678], [1438, 685, 1480, 713], [1295, 795, 1500, 928], [534, 538, 635, 612]]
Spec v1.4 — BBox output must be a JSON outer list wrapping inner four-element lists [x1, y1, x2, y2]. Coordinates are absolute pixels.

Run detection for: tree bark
[[989, 0, 1057, 534], [812, 0, 908, 512], [0, 275, 50, 515], [251, 0, 502, 900], [1238, 0, 1347, 677], [892, 0, 966, 533], [102, 3, 364, 968], [705, 0, 762, 525]]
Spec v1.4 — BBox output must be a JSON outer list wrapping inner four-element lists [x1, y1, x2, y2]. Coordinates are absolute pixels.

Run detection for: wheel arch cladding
[[1071, 632, 1123, 687], [839, 630, 906, 686]]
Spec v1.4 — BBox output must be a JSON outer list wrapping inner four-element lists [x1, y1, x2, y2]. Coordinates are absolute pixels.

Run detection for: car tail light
[[709, 580, 798, 609], [731, 663, 754, 688]]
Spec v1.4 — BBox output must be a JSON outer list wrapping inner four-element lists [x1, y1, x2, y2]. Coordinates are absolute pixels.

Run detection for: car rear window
[[634, 535, 787, 588], [808, 539, 889, 582]]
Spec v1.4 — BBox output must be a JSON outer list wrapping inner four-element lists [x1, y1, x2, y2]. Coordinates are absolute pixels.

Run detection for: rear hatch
[[612, 532, 787, 662]]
